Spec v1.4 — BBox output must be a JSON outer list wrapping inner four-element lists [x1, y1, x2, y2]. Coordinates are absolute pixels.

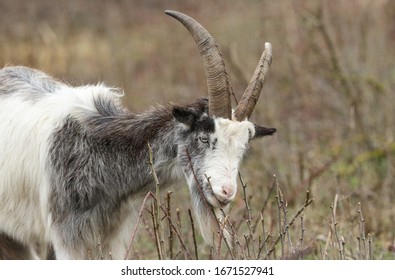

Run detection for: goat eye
[[199, 136, 209, 144]]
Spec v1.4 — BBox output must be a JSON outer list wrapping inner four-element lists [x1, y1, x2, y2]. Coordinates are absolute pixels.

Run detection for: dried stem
[[253, 174, 277, 233], [166, 191, 174, 259], [282, 199, 295, 255], [368, 233, 373, 260], [330, 194, 344, 260], [244, 235, 251, 259], [151, 200, 163, 259], [176, 208, 182, 234], [265, 190, 313, 259], [124, 191, 154, 259], [299, 214, 305, 259], [239, 172, 254, 258], [147, 142, 166, 259], [150, 195, 192, 260], [239, 173, 253, 237], [188, 209, 199, 260], [274, 176, 285, 257], [357, 202, 366, 259], [257, 214, 271, 259]]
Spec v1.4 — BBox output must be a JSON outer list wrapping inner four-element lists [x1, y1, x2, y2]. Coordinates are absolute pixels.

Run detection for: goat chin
[[190, 189, 232, 249]]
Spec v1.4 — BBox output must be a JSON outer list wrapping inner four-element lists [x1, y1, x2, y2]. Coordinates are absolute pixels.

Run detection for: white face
[[174, 101, 275, 244], [201, 118, 255, 208]]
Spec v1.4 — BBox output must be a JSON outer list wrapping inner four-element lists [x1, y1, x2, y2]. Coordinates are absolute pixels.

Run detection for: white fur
[[203, 118, 254, 207], [0, 83, 124, 259]]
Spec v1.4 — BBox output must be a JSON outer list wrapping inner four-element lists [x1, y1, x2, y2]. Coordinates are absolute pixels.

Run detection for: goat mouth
[[216, 198, 231, 208], [203, 186, 230, 208], [208, 195, 229, 209]]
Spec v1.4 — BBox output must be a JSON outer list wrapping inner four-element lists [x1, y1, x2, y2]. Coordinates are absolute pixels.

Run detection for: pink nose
[[221, 185, 235, 198]]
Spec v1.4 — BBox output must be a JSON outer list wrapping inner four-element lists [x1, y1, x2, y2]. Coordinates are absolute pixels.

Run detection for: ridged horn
[[234, 42, 272, 121], [165, 10, 232, 119]]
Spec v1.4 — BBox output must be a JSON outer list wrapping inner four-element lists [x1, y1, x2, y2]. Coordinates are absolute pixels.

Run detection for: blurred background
[[1, 0, 394, 259]]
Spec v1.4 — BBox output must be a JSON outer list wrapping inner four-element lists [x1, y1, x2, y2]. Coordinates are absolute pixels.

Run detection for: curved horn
[[165, 10, 232, 119], [234, 42, 272, 121]]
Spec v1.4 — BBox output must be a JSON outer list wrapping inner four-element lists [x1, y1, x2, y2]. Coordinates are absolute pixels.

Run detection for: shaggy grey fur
[[48, 96, 213, 254]]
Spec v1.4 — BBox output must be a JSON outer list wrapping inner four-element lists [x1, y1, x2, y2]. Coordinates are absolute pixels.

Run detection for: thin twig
[[188, 209, 199, 260], [368, 233, 372, 260], [266, 190, 313, 259], [253, 175, 277, 233], [244, 235, 251, 259], [239, 173, 253, 238], [149, 195, 192, 260], [256, 213, 271, 259], [257, 233, 271, 259], [147, 143, 164, 259], [124, 191, 154, 259], [282, 198, 295, 255], [151, 200, 163, 259], [166, 191, 174, 259], [299, 214, 305, 259], [239, 172, 254, 258], [323, 217, 332, 260], [357, 202, 366, 259], [218, 211, 232, 259], [274, 176, 285, 257], [219, 208, 237, 260], [330, 194, 344, 260]]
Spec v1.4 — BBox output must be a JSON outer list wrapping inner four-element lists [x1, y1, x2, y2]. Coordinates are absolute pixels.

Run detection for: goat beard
[[189, 185, 232, 249]]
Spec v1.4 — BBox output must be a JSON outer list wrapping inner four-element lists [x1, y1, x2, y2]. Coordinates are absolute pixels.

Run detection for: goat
[[0, 10, 276, 259]]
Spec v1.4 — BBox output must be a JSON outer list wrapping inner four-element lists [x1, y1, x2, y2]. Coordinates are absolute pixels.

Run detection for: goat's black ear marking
[[253, 125, 277, 139], [172, 106, 198, 128]]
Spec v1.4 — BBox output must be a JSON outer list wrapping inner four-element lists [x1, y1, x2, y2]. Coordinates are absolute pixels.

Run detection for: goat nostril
[[222, 186, 234, 197]]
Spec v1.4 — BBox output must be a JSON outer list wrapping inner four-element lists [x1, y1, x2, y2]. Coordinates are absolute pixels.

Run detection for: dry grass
[[0, 0, 394, 259]]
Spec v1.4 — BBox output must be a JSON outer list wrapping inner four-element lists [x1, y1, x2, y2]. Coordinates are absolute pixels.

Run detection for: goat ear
[[252, 125, 277, 139], [172, 106, 198, 128]]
